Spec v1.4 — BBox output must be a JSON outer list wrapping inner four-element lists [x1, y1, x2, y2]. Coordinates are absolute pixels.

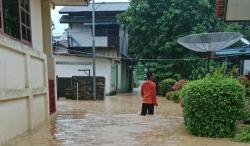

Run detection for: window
[[3, 0, 20, 39], [94, 25, 107, 37], [0, 0, 3, 31], [20, 0, 31, 42], [1, 0, 31, 44]]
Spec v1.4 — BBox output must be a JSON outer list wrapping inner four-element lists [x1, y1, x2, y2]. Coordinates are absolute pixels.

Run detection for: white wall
[[0, 37, 49, 144], [30, 0, 44, 52], [30, 57, 46, 88], [55, 55, 113, 94], [226, 0, 250, 21], [33, 95, 47, 126], [0, 0, 49, 143], [69, 24, 108, 47], [244, 60, 250, 74], [0, 47, 26, 89], [0, 99, 29, 144]]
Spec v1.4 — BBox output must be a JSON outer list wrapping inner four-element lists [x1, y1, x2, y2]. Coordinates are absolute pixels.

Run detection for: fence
[[57, 76, 105, 100]]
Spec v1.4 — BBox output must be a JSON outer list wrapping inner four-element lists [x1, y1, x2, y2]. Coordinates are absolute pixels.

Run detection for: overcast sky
[[51, 0, 129, 35]]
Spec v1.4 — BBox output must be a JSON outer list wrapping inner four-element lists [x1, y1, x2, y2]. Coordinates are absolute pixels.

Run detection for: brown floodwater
[[5, 92, 250, 146]]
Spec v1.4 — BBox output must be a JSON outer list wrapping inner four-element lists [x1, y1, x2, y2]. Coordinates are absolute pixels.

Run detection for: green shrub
[[237, 76, 250, 88], [237, 76, 250, 97], [234, 126, 250, 143], [181, 75, 246, 137], [166, 91, 175, 100], [166, 91, 180, 103], [159, 79, 176, 96], [170, 92, 180, 103]]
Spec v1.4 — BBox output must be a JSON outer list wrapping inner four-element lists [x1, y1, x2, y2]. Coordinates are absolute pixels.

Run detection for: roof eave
[[59, 11, 125, 15], [51, 0, 90, 6]]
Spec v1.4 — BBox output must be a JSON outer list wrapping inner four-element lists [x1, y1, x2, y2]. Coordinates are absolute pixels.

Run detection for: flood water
[[5, 92, 250, 146]]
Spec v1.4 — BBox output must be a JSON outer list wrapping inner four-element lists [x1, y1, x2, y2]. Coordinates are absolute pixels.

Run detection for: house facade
[[0, 0, 89, 144], [55, 2, 132, 95], [216, 0, 250, 21]]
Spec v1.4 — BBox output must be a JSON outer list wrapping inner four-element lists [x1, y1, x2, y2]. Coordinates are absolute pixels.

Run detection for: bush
[[166, 91, 175, 100], [234, 126, 250, 143], [159, 79, 176, 96], [170, 92, 180, 103], [237, 76, 250, 88], [172, 80, 188, 91], [166, 91, 180, 103], [181, 74, 246, 137], [237, 76, 250, 97]]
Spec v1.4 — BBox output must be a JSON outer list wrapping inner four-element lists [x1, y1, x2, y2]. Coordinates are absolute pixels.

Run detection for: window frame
[[19, 0, 32, 45], [92, 25, 107, 37], [0, 0, 32, 46], [0, 0, 3, 32]]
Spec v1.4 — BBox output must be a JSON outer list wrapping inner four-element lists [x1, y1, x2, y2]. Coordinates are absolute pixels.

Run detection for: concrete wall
[[0, 0, 49, 144], [0, 37, 49, 144], [226, 0, 250, 21], [69, 24, 108, 47], [54, 55, 114, 94], [30, 0, 44, 52]]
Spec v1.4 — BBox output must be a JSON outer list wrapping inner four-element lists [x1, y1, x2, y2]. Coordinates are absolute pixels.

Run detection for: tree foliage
[[118, 0, 250, 81]]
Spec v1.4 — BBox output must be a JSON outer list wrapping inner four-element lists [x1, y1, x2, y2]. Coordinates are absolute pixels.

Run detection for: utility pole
[[92, 0, 96, 100]]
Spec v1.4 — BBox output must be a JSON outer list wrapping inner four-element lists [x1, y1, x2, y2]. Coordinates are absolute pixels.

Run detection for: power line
[[53, 46, 249, 61]]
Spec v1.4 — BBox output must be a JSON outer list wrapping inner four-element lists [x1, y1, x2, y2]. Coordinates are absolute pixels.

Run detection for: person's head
[[146, 71, 155, 81]]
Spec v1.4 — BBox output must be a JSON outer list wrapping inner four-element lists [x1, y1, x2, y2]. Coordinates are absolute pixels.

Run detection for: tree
[[118, 0, 250, 81]]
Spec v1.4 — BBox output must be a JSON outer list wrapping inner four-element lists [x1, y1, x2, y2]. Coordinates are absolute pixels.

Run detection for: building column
[[25, 53, 34, 130], [41, 0, 57, 114]]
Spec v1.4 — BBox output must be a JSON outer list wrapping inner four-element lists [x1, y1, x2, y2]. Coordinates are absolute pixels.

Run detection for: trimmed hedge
[[159, 79, 176, 96], [181, 75, 246, 137]]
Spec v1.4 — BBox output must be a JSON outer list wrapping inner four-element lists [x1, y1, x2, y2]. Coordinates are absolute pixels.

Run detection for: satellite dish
[[177, 32, 243, 53], [241, 38, 250, 45]]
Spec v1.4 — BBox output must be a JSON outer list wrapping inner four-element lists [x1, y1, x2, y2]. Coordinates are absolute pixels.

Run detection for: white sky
[[51, 0, 129, 35]]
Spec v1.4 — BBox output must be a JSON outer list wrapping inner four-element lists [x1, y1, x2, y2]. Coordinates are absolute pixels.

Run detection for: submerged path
[[6, 93, 249, 146]]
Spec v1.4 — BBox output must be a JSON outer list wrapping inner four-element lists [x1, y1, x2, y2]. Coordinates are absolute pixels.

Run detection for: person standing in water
[[140, 71, 158, 116]]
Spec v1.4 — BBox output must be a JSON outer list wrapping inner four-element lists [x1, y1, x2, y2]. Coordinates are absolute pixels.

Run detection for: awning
[[51, 0, 90, 6], [216, 48, 250, 56]]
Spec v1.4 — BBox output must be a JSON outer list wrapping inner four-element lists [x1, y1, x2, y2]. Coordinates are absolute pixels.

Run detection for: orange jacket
[[141, 80, 157, 104]]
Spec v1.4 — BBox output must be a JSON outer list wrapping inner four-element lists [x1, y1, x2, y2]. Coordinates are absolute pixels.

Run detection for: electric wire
[[53, 46, 249, 62]]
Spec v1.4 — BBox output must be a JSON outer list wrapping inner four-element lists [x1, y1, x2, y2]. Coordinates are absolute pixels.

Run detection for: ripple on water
[[51, 113, 181, 146]]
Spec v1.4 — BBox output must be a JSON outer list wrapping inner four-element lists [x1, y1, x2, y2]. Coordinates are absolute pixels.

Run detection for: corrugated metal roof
[[216, 47, 250, 56], [60, 15, 118, 24], [51, 0, 90, 6], [59, 2, 129, 13]]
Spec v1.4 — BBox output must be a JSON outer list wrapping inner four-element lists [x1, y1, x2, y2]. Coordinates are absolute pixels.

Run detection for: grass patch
[[234, 125, 250, 143]]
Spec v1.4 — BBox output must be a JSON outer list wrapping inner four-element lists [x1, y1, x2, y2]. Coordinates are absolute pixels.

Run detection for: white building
[[216, 0, 250, 21], [55, 2, 132, 95], [0, 0, 89, 144]]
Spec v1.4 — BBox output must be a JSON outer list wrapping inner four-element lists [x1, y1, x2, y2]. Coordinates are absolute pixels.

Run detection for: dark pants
[[141, 103, 154, 116]]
